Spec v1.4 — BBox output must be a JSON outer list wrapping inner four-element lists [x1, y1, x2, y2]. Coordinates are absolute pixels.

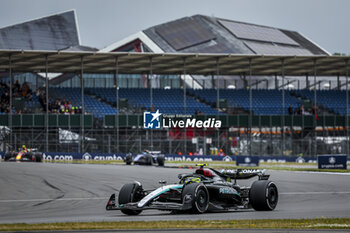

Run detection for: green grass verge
[[0, 218, 349, 231]]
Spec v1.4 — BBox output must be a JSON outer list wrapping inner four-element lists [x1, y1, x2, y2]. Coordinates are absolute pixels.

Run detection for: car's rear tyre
[[125, 154, 132, 165], [250, 180, 278, 211], [118, 183, 143, 215], [182, 183, 209, 213], [157, 155, 165, 166]]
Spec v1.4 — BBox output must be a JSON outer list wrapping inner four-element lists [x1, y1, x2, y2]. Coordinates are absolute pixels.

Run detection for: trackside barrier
[[3, 152, 346, 164], [317, 154, 347, 169], [41, 152, 126, 161]]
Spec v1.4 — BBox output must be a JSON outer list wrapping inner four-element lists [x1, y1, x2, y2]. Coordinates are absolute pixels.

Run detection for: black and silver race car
[[4, 149, 43, 162], [106, 164, 278, 215], [124, 151, 165, 166]]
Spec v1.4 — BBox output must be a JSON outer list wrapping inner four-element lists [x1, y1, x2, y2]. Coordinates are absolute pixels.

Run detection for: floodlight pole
[[281, 58, 285, 156], [249, 58, 253, 156], [45, 55, 49, 152], [216, 58, 220, 150], [115, 57, 119, 152], [346, 59, 349, 156], [183, 58, 187, 155], [150, 57, 153, 150], [9, 54, 12, 151], [80, 56, 85, 153], [313, 59, 317, 157]]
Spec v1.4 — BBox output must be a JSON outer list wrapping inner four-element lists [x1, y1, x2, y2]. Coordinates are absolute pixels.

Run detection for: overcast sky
[[0, 0, 349, 54]]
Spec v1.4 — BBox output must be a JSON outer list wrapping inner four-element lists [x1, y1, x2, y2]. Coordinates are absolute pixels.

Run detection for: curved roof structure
[[0, 10, 80, 50], [102, 15, 329, 56], [100, 15, 332, 89]]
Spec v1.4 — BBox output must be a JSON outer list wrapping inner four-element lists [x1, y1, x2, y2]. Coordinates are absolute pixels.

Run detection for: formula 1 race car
[[106, 164, 278, 215], [124, 151, 165, 166], [4, 147, 43, 162]]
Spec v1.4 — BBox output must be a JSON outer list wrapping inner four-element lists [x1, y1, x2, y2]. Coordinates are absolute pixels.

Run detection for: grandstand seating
[[188, 89, 301, 115], [49, 88, 117, 119], [3, 86, 350, 117], [0, 82, 42, 114], [24, 95, 41, 110], [87, 88, 218, 115], [293, 90, 349, 115]]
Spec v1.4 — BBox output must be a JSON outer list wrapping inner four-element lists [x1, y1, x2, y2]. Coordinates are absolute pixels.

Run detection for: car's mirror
[[159, 180, 167, 185]]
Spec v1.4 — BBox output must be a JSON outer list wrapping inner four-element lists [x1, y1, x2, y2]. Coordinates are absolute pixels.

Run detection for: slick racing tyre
[[250, 180, 278, 211], [182, 183, 209, 213], [118, 183, 143, 215], [145, 154, 152, 165], [125, 154, 133, 165], [156, 154, 165, 166]]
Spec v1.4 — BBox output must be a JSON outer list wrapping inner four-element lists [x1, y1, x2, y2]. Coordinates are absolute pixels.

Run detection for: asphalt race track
[[0, 162, 350, 224]]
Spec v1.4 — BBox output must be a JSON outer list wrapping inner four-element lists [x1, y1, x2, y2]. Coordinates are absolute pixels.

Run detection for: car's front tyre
[[118, 183, 143, 215]]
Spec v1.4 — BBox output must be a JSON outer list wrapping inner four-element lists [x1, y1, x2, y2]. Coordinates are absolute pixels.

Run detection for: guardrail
[[0, 114, 348, 128], [104, 114, 350, 128], [0, 114, 93, 127]]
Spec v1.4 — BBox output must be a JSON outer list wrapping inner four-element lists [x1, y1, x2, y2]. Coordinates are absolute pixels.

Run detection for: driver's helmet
[[195, 168, 214, 177], [22, 145, 27, 150], [183, 177, 201, 185]]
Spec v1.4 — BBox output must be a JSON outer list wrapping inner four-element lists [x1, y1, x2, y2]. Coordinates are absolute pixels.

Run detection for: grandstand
[[86, 88, 217, 115], [0, 11, 349, 157]]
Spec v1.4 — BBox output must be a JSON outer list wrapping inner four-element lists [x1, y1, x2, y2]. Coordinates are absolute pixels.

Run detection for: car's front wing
[[106, 193, 192, 211]]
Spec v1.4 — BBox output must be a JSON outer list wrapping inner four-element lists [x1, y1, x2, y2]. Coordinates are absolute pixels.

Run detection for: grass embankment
[[0, 218, 349, 231], [45, 160, 350, 173]]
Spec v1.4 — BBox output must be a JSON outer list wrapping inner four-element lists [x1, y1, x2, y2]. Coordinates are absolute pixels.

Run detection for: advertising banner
[[236, 156, 260, 167], [1, 151, 348, 166], [317, 154, 347, 169]]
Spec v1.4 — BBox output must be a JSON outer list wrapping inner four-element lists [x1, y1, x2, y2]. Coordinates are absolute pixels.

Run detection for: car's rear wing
[[216, 168, 270, 182]]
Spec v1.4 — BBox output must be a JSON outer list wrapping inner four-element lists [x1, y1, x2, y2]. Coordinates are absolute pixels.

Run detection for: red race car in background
[[4, 145, 43, 162]]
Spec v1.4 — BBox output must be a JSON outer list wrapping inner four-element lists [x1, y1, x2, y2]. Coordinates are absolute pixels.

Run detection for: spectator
[[13, 80, 20, 92], [0, 81, 82, 115], [217, 149, 225, 156]]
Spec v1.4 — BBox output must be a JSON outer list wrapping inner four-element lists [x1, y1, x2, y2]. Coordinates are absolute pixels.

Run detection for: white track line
[[294, 171, 350, 175], [280, 191, 350, 195], [0, 197, 107, 203]]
